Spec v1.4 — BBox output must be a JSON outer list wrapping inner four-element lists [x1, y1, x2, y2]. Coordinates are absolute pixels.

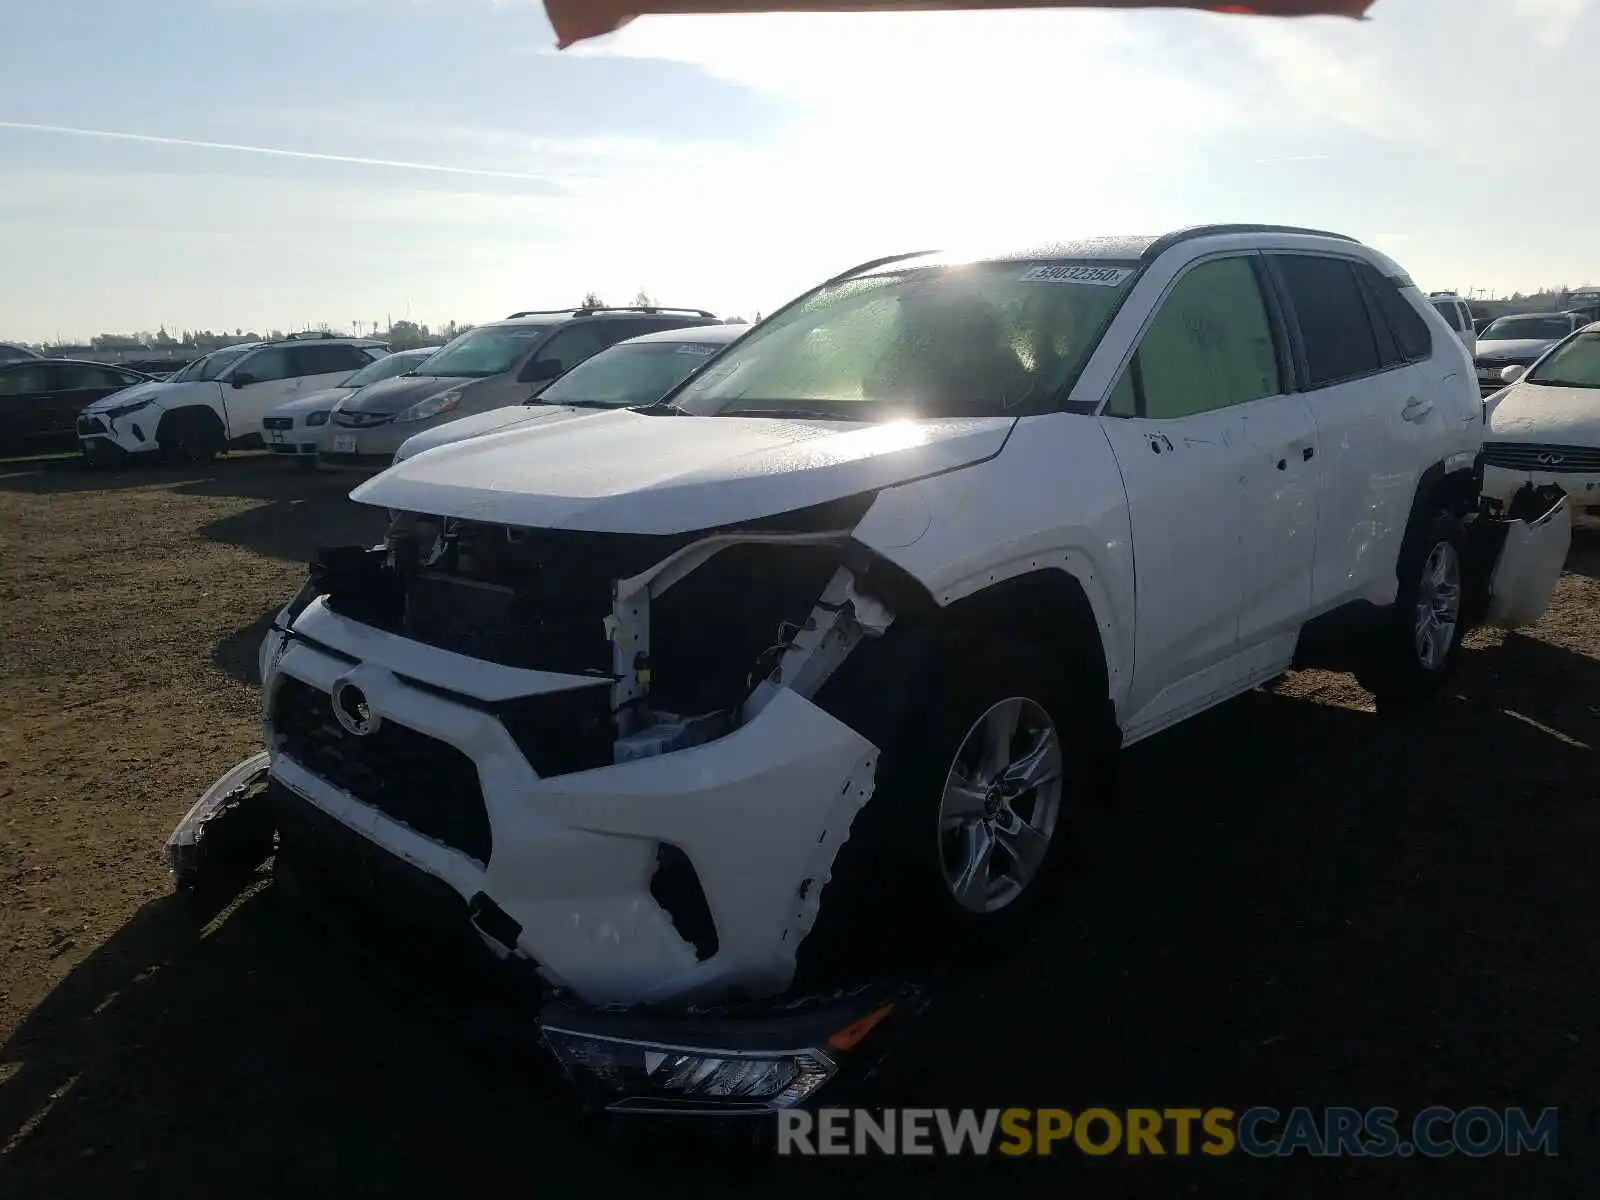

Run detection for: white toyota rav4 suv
[[77, 332, 389, 464], [235, 226, 1568, 1101]]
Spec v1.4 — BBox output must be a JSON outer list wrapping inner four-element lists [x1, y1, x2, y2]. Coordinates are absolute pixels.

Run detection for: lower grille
[[333, 411, 394, 428], [1482, 442, 1600, 474], [262, 416, 295, 431], [270, 783, 545, 1004], [271, 676, 492, 864]]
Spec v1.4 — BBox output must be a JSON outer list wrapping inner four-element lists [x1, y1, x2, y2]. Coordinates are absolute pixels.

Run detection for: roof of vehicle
[[494, 304, 718, 327], [201, 333, 389, 353], [1, 356, 152, 371], [833, 225, 1368, 283], [0, 342, 38, 357], [612, 323, 746, 346]]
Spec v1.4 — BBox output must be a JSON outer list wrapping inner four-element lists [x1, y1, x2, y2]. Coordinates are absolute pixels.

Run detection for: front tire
[[798, 633, 1091, 984], [158, 410, 222, 465], [1356, 510, 1467, 702]]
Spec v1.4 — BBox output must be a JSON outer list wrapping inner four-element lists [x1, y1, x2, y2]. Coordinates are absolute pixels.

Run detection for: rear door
[[0, 362, 57, 452], [289, 343, 377, 393], [1268, 253, 1439, 612], [50, 363, 144, 442]]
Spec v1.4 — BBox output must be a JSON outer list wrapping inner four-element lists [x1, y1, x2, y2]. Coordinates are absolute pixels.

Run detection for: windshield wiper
[[718, 404, 857, 421]]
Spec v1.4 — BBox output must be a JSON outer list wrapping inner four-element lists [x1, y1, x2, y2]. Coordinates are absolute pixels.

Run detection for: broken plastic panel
[[164, 750, 275, 890]]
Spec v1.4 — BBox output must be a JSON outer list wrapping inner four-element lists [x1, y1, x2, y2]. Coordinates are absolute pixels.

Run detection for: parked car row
[[55, 305, 742, 468], [317, 304, 723, 468], [76, 332, 391, 464]]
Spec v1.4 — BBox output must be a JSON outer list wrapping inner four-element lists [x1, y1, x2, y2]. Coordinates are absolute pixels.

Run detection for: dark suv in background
[[319, 304, 719, 468]]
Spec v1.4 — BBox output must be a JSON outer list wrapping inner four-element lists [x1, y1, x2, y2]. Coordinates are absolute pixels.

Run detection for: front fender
[[852, 413, 1136, 714]]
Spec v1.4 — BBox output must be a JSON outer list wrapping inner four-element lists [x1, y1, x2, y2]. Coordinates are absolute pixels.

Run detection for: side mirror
[[1500, 364, 1527, 384], [522, 358, 563, 383], [231, 373, 255, 389]]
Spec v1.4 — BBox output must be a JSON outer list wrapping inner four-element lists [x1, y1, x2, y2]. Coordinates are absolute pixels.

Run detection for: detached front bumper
[[260, 595, 881, 1009], [169, 750, 920, 1117]]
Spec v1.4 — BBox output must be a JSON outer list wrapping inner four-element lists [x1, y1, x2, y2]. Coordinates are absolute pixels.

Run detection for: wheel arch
[[813, 558, 1121, 751], [156, 403, 226, 443]]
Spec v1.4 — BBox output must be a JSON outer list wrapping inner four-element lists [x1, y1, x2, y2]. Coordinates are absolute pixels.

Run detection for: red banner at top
[[544, 1, 1374, 48]]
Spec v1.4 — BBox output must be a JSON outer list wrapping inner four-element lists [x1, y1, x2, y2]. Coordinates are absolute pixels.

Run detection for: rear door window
[[288, 344, 372, 377], [1272, 255, 1383, 388]]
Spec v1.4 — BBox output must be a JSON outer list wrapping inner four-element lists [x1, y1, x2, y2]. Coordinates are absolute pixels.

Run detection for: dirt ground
[[0, 454, 1596, 1197]]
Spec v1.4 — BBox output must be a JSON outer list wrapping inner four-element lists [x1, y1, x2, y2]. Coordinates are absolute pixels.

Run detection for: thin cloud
[[1254, 153, 1333, 163], [0, 121, 561, 184]]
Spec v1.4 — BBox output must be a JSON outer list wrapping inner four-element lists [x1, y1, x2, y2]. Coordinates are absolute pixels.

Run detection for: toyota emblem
[[1536, 452, 1565, 466], [331, 678, 381, 737]]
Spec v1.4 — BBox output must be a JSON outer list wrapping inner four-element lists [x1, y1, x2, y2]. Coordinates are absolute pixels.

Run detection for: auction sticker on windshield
[[1020, 265, 1133, 286]]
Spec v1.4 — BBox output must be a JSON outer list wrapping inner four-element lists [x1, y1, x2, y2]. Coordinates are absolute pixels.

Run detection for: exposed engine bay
[[301, 494, 914, 777]]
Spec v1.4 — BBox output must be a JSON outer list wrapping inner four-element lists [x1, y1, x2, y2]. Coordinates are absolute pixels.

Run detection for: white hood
[[267, 386, 350, 419], [83, 378, 195, 412], [393, 403, 594, 463], [1485, 381, 1600, 444], [352, 408, 1016, 534], [1478, 338, 1558, 363]]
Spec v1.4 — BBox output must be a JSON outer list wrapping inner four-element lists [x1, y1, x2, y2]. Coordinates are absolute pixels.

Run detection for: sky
[[0, 0, 1596, 343]]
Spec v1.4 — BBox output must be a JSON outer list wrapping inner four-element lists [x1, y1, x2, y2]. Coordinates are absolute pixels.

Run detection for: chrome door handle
[[1402, 397, 1434, 423]]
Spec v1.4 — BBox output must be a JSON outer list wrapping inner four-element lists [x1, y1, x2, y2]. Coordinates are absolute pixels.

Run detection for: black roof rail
[[504, 305, 719, 320], [1142, 224, 1360, 261], [824, 250, 938, 286], [281, 331, 350, 341]]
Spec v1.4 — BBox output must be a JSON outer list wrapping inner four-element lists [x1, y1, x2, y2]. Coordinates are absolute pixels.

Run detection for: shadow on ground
[[3, 632, 1594, 1196], [1565, 527, 1600, 581], [0, 454, 390, 563]]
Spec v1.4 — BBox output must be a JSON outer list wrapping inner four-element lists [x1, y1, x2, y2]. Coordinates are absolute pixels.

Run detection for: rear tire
[[1355, 510, 1468, 702], [797, 632, 1094, 985]]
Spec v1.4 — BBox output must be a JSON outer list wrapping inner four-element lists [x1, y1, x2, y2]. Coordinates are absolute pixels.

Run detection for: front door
[[222, 347, 303, 440], [1099, 253, 1306, 735]]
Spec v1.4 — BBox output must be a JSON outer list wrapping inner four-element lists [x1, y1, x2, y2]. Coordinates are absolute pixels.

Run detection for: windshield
[[1483, 315, 1573, 341], [537, 340, 726, 408], [170, 346, 253, 382], [669, 259, 1138, 419], [411, 324, 555, 378], [1526, 332, 1600, 389], [343, 350, 431, 388]]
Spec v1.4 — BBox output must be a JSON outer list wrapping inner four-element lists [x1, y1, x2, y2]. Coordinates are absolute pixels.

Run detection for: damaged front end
[[175, 491, 937, 1113]]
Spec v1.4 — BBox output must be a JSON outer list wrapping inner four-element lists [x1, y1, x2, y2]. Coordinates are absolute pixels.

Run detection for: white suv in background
[[242, 225, 1568, 1112], [1430, 292, 1476, 356], [77, 333, 389, 464]]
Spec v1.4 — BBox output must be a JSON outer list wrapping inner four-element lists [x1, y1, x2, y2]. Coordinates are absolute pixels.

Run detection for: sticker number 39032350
[[1020, 264, 1133, 287]]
